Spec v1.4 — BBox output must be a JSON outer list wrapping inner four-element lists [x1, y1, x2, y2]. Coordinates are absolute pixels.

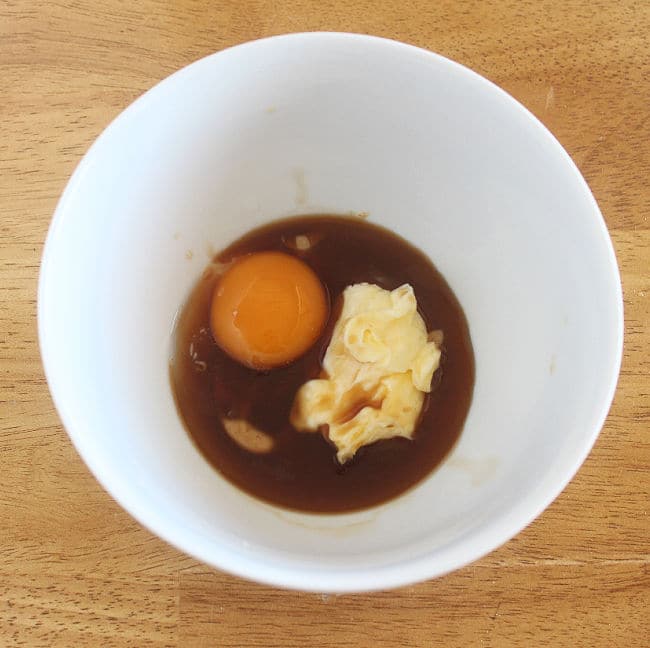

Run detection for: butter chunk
[[290, 283, 442, 463]]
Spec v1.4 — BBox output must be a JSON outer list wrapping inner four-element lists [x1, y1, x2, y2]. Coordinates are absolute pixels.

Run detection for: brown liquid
[[170, 216, 475, 513]]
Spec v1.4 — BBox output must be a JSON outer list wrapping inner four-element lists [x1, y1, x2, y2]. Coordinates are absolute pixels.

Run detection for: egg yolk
[[210, 251, 328, 370]]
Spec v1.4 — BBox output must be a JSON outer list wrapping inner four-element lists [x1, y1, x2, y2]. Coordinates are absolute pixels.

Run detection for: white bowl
[[38, 33, 623, 592]]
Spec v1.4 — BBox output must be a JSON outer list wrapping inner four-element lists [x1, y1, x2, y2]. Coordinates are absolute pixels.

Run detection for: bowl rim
[[38, 31, 624, 593]]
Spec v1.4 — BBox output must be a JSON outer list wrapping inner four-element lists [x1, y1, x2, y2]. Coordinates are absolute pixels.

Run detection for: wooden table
[[2, 1, 648, 645]]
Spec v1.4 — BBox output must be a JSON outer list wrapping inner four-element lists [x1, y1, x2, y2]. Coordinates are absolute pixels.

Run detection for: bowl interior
[[39, 33, 622, 592]]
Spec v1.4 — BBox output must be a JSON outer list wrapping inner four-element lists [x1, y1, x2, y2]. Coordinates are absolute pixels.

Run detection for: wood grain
[[1, 1, 648, 646]]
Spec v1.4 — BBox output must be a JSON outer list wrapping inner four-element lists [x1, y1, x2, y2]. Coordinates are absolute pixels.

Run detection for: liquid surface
[[171, 215, 475, 513]]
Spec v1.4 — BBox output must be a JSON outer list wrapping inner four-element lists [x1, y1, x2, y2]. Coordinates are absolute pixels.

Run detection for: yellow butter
[[290, 283, 441, 463]]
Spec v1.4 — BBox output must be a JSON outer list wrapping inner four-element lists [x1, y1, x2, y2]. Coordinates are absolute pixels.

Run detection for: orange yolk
[[210, 251, 328, 370]]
